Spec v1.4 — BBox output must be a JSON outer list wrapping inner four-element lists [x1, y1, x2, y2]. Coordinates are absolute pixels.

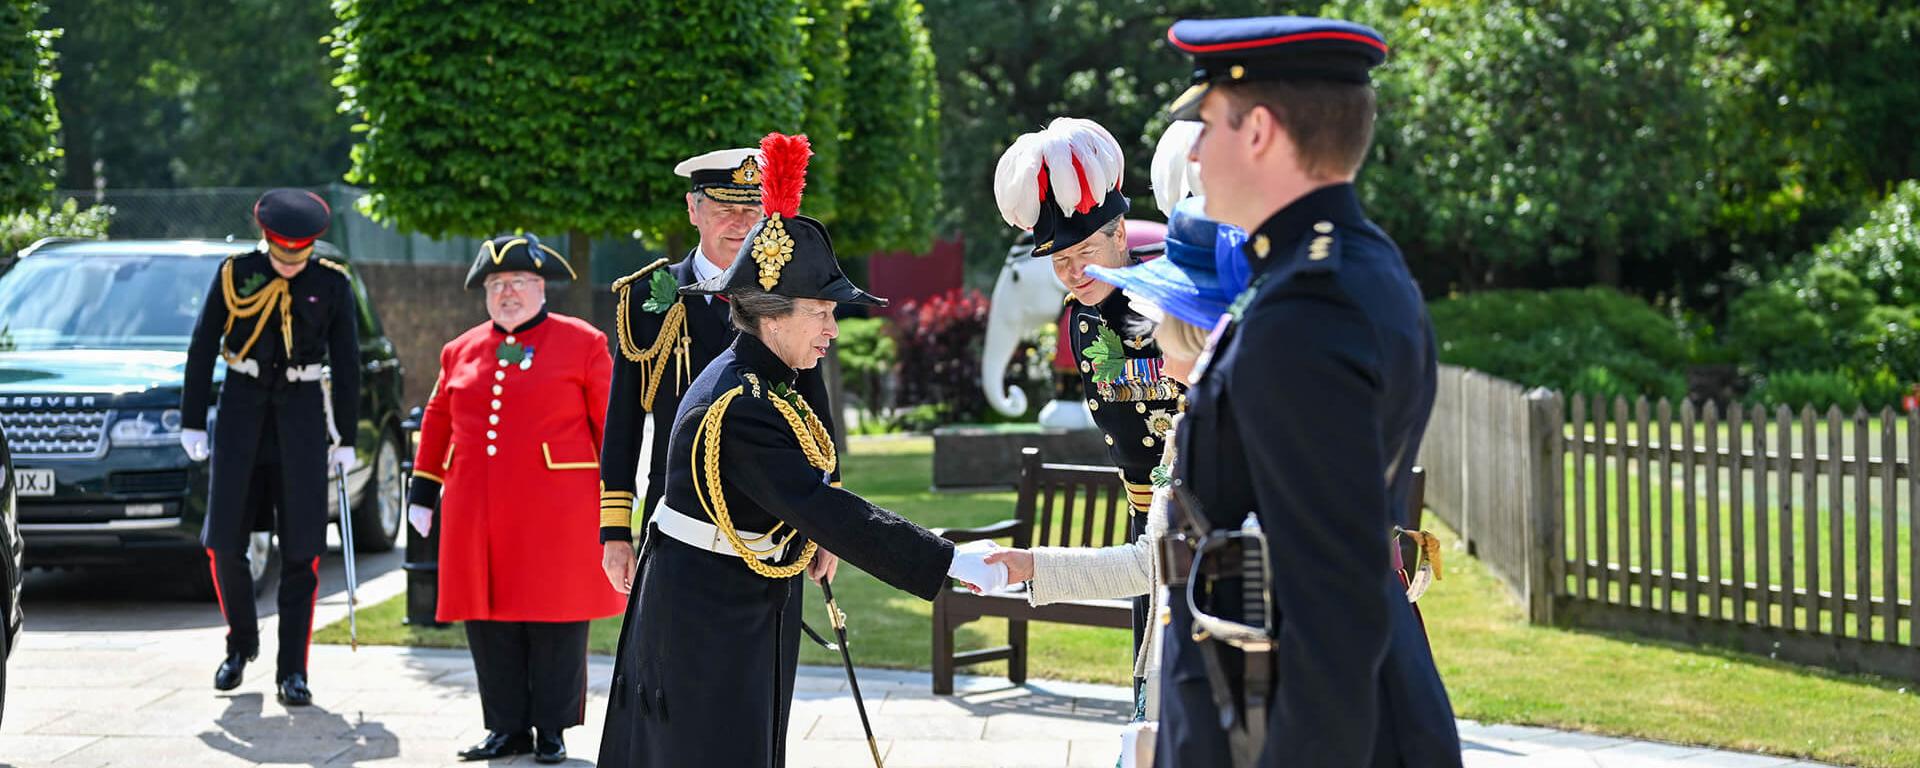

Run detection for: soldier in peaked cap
[[1153, 16, 1462, 767], [180, 188, 361, 707], [994, 116, 1186, 704], [597, 133, 1002, 768]]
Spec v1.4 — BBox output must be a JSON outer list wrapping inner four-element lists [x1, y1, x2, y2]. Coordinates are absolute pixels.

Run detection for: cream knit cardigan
[[1026, 424, 1177, 718]]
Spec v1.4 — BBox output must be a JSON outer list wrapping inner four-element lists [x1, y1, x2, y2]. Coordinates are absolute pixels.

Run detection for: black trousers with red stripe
[[208, 545, 319, 681], [464, 620, 590, 733]]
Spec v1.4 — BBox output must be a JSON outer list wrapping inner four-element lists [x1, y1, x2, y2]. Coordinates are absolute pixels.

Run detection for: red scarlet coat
[[411, 312, 623, 622]]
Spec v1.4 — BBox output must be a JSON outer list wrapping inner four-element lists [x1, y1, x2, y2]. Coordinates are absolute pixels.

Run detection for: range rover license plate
[[16, 468, 55, 496]]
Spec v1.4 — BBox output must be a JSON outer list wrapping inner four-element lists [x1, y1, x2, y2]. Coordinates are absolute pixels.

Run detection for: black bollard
[[400, 406, 447, 627]]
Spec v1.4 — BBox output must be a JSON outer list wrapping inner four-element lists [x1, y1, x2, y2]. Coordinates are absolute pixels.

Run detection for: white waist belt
[[229, 359, 325, 382], [650, 502, 790, 562]]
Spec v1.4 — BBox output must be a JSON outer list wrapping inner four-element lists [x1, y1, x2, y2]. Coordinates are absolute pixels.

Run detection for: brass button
[[492, 384, 503, 396], [1142, 436, 1155, 447], [1314, 221, 1334, 234], [495, 370, 505, 381], [1135, 402, 1147, 414], [504, 335, 516, 345], [497, 359, 508, 368], [489, 414, 499, 425], [1253, 235, 1271, 259], [1080, 361, 1091, 374], [1104, 434, 1115, 446], [1229, 65, 1245, 80], [1088, 399, 1099, 411], [1078, 321, 1089, 333], [486, 444, 498, 457], [486, 430, 497, 440], [490, 399, 502, 410]]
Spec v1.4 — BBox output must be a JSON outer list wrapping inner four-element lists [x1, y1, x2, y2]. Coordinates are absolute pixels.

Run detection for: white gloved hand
[[947, 540, 1011, 594], [180, 429, 210, 462], [329, 446, 358, 475], [408, 504, 434, 537]]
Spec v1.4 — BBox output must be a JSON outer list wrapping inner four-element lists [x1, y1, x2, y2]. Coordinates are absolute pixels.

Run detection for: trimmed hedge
[[1430, 288, 1688, 402]]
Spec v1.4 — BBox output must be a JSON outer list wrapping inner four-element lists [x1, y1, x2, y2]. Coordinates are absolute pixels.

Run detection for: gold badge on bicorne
[[752, 214, 795, 291]]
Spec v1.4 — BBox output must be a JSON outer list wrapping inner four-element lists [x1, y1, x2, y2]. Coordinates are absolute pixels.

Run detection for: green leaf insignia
[[642, 268, 678, 314], [1081, 325, 1126, 384], [237, 272, 269, 298]]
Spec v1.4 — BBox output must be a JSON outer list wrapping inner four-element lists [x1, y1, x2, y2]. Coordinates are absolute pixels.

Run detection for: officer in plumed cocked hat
[[180, 188, 361, 707], [596, 133, 1002, 767], [1152, 16, 1463, 768]]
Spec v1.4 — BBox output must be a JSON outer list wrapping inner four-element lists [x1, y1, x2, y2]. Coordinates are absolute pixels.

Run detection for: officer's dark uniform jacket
[[598, 330, 953, 766], [1066, 264, 1185, 513], [598, 254, 837, 542], [1158, 184, 1459, 766], [182, 249, 361, 562]]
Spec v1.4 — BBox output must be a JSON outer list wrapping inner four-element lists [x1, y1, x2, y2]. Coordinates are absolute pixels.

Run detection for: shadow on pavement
[[200, 692, 398, 765]]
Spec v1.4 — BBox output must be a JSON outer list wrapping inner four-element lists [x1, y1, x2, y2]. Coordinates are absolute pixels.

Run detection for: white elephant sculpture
[[980, 236, 1092, 427]]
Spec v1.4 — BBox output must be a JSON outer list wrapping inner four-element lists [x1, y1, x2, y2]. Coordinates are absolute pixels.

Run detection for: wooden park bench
[[928, 446, 1426, 695]]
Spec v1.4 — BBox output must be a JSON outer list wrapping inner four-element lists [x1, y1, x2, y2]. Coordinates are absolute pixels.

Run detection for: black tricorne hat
[[682, 133, 886, 307], [464, 233, 577, 290]]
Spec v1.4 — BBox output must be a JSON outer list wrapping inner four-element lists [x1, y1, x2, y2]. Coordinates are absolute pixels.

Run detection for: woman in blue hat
[[984, 192, 1246, 762]]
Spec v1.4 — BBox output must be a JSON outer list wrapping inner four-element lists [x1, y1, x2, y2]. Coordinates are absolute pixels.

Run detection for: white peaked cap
[[673, 147, 762, 177], [993, 117, 1125, 230], [1151, 121, 1205, 217]]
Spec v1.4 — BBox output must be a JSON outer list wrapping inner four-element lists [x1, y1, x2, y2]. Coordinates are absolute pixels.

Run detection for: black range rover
[[0, 238, 408, 595]]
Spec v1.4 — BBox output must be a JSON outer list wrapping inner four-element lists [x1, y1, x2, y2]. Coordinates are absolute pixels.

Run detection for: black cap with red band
[[253, 188, 331, 250], [1164, 16, 1388, 120]]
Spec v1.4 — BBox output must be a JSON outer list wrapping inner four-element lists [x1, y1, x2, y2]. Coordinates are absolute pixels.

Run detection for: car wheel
[[248, 530, 281, 597], [350, 433, 403, 553]]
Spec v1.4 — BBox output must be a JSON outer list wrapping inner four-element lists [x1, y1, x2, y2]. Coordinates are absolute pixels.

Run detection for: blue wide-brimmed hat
[[1086, 196, 1248, 330]]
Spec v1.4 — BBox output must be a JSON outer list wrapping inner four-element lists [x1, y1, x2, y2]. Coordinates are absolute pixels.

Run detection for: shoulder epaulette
[[317, 257, 351, 275], [1290, 221, 1341, 275], [612, 257, 671, 293]]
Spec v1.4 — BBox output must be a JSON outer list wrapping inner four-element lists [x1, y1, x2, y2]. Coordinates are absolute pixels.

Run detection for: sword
[[335, 466, 359, 651], [820, 577, 884, 767]]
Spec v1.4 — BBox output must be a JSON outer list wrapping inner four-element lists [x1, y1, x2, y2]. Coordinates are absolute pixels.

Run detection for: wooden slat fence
[[1421, 364, 1920, 682]]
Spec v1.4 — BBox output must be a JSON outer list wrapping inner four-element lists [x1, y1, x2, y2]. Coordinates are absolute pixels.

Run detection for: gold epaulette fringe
[[611, 258, 670, 293], [317, 257, 350, 275], [689, 383, 838, 579]]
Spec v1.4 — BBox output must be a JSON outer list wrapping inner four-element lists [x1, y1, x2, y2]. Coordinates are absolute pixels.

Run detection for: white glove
[[948, 540, 1010, 594], [329, 446, 358, 475], [408, 504, 434, 537], [180, 429, 210, 462]]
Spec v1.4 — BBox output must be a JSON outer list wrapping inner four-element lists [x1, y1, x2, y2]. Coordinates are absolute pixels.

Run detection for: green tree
[[923, 0, 1275, 274], [1329, 0, 1733, 290], [1, 0, 60, 212], [332, 0, 805, 278], [835, 0, 940, 259], [798, 0, 849, 225]]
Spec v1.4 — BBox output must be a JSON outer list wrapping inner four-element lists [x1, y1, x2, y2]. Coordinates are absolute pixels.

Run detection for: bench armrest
[[931, 518, 1022, 545]]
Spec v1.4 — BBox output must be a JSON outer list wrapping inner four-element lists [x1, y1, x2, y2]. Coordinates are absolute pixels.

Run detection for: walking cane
[[322, 374, 359, 651], [820, 577, 884, 767]]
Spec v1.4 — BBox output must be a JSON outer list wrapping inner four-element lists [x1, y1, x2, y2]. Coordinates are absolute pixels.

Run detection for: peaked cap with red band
[[683, 133, 887, 307], [1165, 16, 1387, 120], [253, 188, 331, 250], [994, 117, 1130, 258]]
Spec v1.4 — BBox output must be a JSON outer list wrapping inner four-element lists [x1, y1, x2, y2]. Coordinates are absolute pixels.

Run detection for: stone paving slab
[[1, 555, 1853, 768]]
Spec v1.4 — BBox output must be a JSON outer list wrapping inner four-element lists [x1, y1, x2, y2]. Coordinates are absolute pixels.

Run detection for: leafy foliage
[[834, 0, 941, 259], [887, 288, 989, 422], [45, 0, 351, 189], [331, 0, 805, 241], [797, 0, 849, 225], [1, 0, 59, 212], [1430, 288, 1689, 402], [835, 315, 897, 424], [1329, 0, 1733, 289], [0, 197, 111, 256]]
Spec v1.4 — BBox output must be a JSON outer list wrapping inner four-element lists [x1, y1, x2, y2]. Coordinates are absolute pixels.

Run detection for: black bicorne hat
[[464, 233, 577, 290], [682, 133, 887, 307]]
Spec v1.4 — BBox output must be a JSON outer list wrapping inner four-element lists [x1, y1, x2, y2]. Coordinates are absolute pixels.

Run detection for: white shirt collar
[[692, 247, 727, 303]]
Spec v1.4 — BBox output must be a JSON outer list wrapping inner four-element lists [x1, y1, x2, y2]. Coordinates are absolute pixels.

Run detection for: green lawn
[[319, 435, 1920, 767]]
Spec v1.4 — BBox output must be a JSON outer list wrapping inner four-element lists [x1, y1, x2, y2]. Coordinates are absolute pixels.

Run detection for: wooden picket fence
[[1419, 365, 1920, 682]]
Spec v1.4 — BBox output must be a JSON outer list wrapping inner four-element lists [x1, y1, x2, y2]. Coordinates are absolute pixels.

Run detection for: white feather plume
[[994, 133, 1046, 229], [1151, 120, 1205, 216], [993, 117, 1126, 229]]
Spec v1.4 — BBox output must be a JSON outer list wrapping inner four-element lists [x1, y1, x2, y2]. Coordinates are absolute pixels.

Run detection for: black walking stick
[[817, 577, 884, 767]]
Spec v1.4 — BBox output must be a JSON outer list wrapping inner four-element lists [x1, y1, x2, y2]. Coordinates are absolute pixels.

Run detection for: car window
[[0, 254, 219, 351]]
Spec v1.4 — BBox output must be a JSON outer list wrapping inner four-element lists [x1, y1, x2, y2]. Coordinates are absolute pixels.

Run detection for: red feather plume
[[759, 132, 811, 219]]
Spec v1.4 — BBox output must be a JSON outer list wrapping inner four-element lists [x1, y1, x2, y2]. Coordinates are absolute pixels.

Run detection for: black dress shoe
[[213, 652, 253, 691], [533, 730, 566, 764], [276, 673, 313, 706], [458, 730, 533, 761]]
